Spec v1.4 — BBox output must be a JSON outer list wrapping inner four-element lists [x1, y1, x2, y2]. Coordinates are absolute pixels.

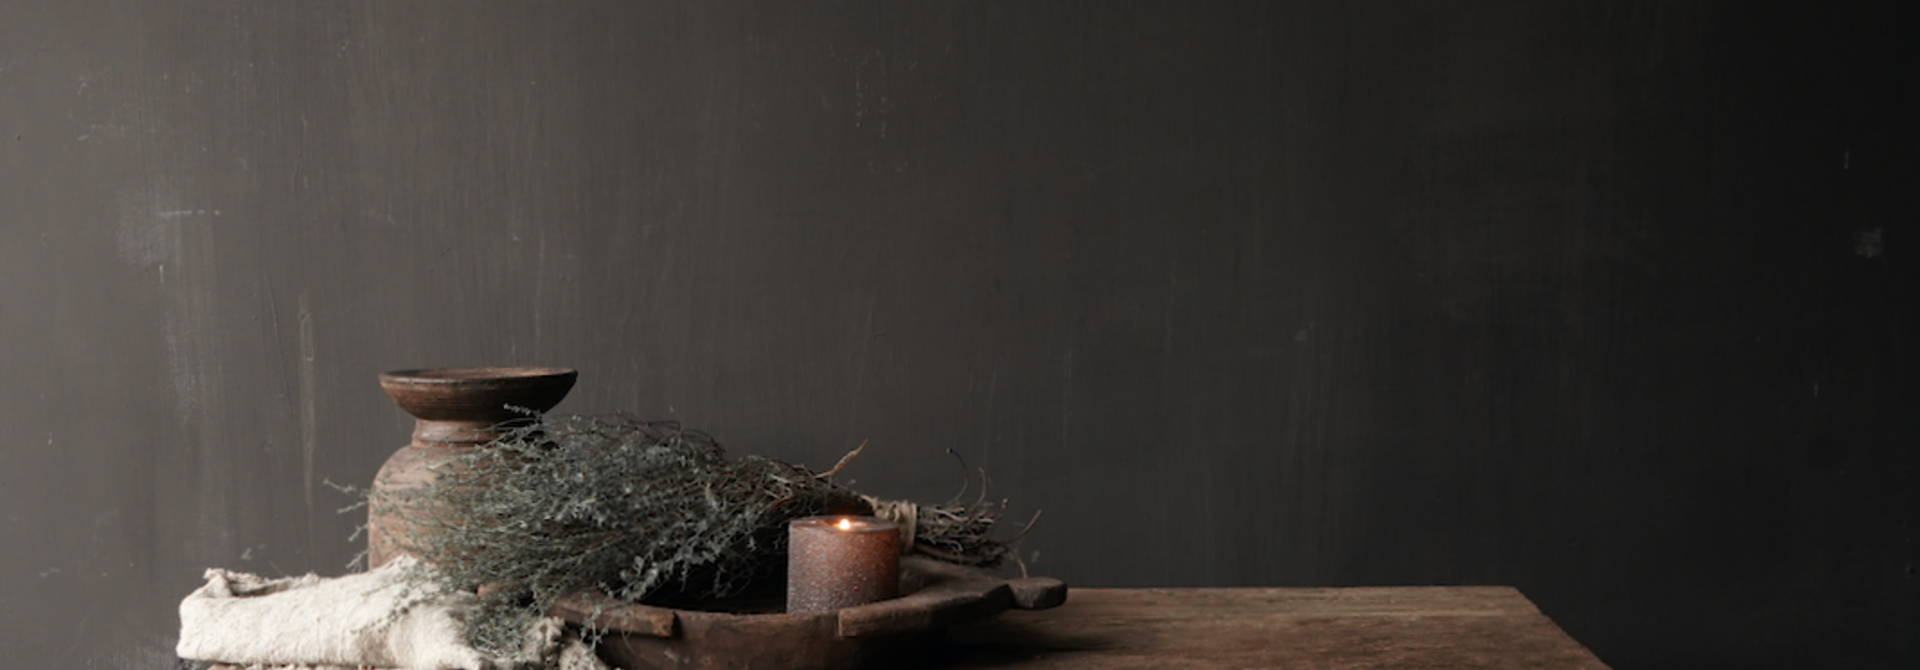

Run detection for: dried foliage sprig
[[368, 414, 1016, 657]]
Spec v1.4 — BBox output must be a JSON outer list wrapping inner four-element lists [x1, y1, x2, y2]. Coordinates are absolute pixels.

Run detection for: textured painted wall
[[1, 2, 1913, 668]]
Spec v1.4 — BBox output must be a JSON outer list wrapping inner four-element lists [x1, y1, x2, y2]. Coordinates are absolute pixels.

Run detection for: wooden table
[[199, 585, 1609, 669], [925, 586, 1611, 669]]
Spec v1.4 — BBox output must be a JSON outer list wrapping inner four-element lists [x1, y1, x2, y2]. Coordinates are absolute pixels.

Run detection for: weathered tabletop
[[924, 586, 1611, 669]]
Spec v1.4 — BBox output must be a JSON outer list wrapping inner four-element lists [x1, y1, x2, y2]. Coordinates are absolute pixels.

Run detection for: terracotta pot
[[366, 366, 577, 569]]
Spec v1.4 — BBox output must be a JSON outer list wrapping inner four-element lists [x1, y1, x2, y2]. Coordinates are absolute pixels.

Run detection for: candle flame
[[837, 518, 853, 531]]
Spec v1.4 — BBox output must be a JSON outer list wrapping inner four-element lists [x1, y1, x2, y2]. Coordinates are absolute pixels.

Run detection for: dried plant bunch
[[369, 413, 1013, 657]]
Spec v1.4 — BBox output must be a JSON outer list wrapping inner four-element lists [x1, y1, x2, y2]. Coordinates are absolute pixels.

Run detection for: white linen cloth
[[176, 556, 609, 670]]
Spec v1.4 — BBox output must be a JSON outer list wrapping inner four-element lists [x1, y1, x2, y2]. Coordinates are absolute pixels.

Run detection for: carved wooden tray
[[550, 557, 1068, 670]]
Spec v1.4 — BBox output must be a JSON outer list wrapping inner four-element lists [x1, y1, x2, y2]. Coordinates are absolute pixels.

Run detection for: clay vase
[[366, 366, 578, 569]]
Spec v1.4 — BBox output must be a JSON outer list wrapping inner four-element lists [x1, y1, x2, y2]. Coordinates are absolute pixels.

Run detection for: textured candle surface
[[787, 516, 901, 613]]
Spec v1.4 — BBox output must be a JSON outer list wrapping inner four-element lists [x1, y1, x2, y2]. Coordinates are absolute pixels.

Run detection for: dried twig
[[813, 439, 868, 479]]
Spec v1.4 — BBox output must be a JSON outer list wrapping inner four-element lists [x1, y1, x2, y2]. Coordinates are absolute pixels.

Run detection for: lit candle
[[787, 515, 902, 613]]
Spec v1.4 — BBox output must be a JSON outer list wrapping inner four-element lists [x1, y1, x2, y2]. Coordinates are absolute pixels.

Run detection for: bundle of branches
[[372, 414, 1013, 657]]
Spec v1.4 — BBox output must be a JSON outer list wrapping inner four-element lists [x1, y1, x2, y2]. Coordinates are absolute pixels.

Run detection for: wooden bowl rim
[[379, 366, 578, 384]]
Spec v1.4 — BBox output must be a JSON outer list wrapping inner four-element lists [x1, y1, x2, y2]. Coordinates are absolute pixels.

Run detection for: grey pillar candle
[[787, 515, 901, 613]]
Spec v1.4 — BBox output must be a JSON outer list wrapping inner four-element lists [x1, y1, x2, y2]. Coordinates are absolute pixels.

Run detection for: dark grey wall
[[2, 2, 1913, 668]]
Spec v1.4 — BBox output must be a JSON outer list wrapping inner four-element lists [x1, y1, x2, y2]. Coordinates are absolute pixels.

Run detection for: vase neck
[[411, 419, 501, 447]]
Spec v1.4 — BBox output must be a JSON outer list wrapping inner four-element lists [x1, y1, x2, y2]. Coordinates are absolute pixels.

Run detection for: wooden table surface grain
[[924, 586, 1611, 669]]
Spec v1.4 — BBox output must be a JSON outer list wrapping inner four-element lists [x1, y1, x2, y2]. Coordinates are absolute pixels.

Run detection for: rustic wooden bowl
[[551, 557, 1068, 670], [377, 366, 577, 444]]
